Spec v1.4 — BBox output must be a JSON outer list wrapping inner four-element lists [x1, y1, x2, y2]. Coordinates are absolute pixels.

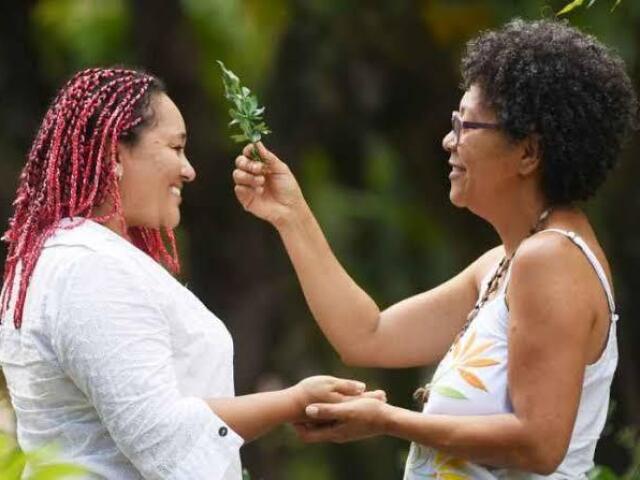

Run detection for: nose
[[442, 130, 456, 152], [181, 157, 196, 183]]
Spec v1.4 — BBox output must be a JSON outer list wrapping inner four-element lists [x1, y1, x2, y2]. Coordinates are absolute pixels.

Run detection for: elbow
[[338, 348, 374, 368], [516, 435, 567, 475], [335, 322, 382, 368], [337, 338, 382, 368]]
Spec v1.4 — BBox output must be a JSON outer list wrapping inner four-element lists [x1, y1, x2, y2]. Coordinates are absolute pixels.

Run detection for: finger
[[306, 403, 346, 421], [292, 422, 308, 437], [236, 154, 267, 175], [361, 390, 387, 402], [332, 379, 366, 396], [242, 144, 255, 159], [235, 155, 249, 170], [292, 420, 336, 431], [233, 169, 265, 188], [295, 422, 342, 444], [234, 186, 255, 210], [255, 142, 286, 170]]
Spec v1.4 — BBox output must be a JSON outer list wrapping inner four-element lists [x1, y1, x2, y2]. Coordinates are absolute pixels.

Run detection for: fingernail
[[356, 382, 366, 391], [306, 405, 319, 417]]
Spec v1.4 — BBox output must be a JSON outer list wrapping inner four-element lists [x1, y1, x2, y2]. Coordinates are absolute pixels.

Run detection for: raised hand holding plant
[[217, 61, 271, 162]]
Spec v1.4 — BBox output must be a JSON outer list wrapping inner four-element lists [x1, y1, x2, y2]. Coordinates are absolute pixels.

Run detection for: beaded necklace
[[413, 208, 552, 404]]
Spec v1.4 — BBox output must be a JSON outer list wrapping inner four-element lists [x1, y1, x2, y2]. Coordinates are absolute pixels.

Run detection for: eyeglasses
[[451, 111, 500, 148]]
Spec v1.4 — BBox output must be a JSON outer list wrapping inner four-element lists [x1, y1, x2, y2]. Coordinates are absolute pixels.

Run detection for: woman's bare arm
[[234, 143, 502, 368], [298, 234, 601, 474]]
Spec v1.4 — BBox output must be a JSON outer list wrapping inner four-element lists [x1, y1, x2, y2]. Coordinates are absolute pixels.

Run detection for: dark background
[[0, 1, 638, 478]]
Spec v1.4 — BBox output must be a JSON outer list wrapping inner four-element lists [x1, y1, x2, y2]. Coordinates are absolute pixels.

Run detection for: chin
[[448, 189, 467, 208], [162, 211, 181, 230]]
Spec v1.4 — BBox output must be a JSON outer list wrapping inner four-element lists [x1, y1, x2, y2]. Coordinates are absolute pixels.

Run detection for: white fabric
[[0, 219, 244, 479], [404, 230, 618, 479]]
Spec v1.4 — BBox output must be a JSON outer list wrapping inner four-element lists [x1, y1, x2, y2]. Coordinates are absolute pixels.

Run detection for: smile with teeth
[[170, 186, 182, 197]]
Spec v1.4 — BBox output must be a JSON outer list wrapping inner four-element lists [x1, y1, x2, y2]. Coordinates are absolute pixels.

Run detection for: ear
[[518, 133, 541, 177], [115, 142, 131, 180]]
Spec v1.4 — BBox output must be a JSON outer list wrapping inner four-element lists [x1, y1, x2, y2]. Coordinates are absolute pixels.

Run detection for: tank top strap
[[532, 228, 617, 317]]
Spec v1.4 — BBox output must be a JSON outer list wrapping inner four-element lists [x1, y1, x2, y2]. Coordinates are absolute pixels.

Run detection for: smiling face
[[442, 85, 532, 216], [117, 93, 195, 230]]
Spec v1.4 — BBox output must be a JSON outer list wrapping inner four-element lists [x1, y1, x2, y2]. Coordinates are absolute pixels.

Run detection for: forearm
[[275, 203, 381, 364], [384, 406, 555, 473], [207, 387, 301, 442]]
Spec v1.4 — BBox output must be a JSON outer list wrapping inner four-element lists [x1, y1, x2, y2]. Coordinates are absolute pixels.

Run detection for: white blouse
[[0, 219, 244, 479]]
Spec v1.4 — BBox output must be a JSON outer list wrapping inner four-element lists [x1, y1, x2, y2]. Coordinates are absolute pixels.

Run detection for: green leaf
[[557, 0, 585, 15], [217, 60, 271, 159], [231, 134, 250, 143], [433, 385, 467, 399]]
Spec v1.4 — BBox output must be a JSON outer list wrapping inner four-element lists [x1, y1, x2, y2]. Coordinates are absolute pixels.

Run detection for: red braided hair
[[1, 67, 180, 329]]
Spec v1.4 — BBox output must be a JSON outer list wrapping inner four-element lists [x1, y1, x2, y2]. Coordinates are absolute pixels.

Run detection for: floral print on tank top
[[405, 444, 471, 479], [405, 328, 501, 479], [429, 329, 499, 399]]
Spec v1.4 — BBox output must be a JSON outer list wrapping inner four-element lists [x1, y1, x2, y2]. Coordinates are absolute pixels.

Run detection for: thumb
[[255, 142, 286, 171]]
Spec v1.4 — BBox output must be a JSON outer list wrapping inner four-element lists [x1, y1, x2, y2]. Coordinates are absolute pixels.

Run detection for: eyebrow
[[174, 132, 187, 143]]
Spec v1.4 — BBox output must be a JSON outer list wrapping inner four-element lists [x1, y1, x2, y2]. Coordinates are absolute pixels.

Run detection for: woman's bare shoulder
[[470, 245, 506, 287]]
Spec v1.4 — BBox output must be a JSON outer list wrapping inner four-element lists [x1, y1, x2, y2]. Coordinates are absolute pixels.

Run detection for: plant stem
[[251, 143, 262, 162]]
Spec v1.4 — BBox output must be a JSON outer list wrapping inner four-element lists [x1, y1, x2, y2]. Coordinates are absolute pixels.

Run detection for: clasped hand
[[294, 376, 389, 444]]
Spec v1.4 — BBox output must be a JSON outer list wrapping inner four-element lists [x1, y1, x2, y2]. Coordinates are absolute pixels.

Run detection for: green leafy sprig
[[217, 61, 271, 161]]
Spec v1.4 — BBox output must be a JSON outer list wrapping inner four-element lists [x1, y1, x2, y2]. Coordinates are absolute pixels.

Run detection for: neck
[[92, 201, 128, 239], [481, 189, 551, 257]]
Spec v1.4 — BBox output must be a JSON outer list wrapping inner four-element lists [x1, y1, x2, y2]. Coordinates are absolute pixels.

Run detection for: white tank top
[[403, 229, 619, 479]]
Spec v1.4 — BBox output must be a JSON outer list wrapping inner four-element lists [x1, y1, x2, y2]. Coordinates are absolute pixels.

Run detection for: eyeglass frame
[[451, 111, 500, 148]]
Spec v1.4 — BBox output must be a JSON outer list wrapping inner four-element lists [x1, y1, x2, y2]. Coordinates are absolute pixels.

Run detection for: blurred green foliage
[[0, 432, 86, 480]]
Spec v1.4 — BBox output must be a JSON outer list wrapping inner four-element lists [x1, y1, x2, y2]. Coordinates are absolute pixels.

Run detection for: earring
[[115, 163, 123, 180]]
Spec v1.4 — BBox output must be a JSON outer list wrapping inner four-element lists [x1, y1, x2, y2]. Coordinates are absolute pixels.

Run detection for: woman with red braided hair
[[0, 67, 380, 479]]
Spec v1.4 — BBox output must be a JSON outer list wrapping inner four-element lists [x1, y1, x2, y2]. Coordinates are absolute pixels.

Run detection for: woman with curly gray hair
[[232, 19, 638, 479]]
